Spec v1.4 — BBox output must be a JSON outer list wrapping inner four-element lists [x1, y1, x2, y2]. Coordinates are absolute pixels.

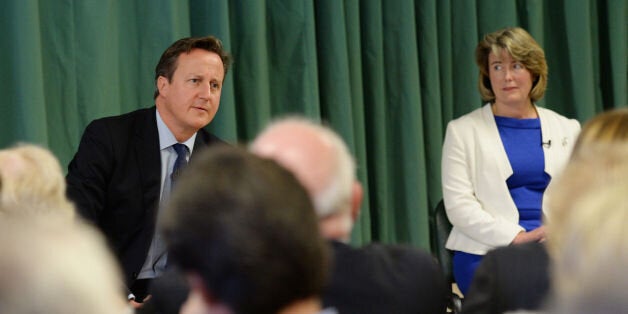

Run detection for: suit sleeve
[[421, 254, 450, 314], [66, 120, 114, 223], [393, 246, 449, 314], [442, 121, 523, 247]]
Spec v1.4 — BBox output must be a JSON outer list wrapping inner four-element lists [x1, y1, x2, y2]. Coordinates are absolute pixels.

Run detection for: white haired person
[[0, 143, 75, 221], [251, 117, 448, 314]]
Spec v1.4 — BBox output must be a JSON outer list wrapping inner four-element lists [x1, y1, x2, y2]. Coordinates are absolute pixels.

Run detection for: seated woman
[[462, 108, 628, 314], [441, 27, 580, 295]]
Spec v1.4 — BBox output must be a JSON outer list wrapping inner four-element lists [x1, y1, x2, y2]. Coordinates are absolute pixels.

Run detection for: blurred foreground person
[[251, 117, 447, 314], [547, 144, 628, 313], [0, 143, 75, 220], [0, 217, 129, 314], [161, 146, 330, 314], [546, 108, 628, 313]]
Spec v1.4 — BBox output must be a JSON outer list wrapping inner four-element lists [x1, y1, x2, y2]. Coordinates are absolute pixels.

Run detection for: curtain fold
[[1, 1, 47, 145], [1, 0, 625, 249]]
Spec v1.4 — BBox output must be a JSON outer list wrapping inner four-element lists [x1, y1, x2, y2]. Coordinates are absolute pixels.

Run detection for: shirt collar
[[156, 109, 196, 153]]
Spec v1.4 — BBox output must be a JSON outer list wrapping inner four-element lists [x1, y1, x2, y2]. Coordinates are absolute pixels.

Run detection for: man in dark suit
[[462, 242, 550, 314], [66, 36, 231, 304], [250, 118, 449, 314]]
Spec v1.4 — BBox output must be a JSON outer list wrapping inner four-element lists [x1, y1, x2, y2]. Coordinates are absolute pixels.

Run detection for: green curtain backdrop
[[1, 0, 625, 250]]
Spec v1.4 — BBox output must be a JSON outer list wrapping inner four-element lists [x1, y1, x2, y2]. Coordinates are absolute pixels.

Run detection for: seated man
[[159, 146, 330, 314], [251, 117, 448, 314]]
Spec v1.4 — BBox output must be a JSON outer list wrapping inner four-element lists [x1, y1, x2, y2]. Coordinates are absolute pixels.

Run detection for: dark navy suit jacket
[[66, 106, 223, 287], [463, 242, 550, 314], [323, 241, 449, 314]]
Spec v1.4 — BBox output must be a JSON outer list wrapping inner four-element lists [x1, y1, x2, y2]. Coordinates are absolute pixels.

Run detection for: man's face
[[157, 48, 225, 138]]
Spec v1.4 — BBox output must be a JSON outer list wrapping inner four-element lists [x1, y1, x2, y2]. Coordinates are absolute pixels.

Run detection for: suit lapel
[[190, 127, 225, 162], [480, 104, 513, 181], [134, 107, 161, 216]]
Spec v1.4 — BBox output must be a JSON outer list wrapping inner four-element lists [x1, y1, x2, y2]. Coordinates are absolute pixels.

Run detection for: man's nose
[[199, 83, 212, 98]]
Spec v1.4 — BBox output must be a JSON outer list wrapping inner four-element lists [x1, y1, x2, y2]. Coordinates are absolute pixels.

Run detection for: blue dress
[[453, 116, 549, 295]]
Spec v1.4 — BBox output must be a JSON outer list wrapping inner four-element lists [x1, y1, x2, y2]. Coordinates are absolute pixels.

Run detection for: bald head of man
[[250, 118, 362, 242]]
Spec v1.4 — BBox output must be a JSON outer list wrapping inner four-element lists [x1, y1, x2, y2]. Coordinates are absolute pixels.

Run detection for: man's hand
[[129, 294, 151, 309]]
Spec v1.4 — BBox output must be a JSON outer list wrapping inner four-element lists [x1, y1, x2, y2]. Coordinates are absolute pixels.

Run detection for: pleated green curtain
[[0, 0, 625, 249]]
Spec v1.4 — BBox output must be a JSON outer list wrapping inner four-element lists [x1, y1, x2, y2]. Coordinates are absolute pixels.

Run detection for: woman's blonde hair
[[475, 27, 548, 103], [544, 109, 628, 312], [0, 144, 75, 220], [548, 109, 628, 252], [547, 144, 628, 255], [549, 171, 628, 313], [571, 108, 628, 157]]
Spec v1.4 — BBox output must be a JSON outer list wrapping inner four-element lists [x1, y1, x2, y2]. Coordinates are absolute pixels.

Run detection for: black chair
[[429, 199, 462, 313]]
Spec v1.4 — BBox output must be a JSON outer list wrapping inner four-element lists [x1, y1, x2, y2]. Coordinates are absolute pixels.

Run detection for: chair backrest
[[429, 199, 454, 285], [430, 200, 463, 313]]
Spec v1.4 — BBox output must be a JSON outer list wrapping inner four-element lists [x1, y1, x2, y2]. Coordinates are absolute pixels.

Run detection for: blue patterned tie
[[171, 143, 188, 187]]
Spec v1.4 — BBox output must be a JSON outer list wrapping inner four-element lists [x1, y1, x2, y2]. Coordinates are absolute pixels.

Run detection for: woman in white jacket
[[441, 27, 580, 295]]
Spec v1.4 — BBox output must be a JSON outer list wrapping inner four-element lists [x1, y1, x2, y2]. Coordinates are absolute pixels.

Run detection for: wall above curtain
[[0, 0, 625, 249]]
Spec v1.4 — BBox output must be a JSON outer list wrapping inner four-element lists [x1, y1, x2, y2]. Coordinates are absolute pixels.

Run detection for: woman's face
[[488, 49, 533, 106]]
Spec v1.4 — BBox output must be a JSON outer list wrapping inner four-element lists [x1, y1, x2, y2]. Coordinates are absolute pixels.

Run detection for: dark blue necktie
[[151, 143, 188, 273], [171, 143, 188, 187]]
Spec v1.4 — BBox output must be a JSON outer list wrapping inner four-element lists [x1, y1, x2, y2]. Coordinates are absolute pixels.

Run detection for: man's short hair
[[153, 35, 232, 99], [252, 117, 357, 218], [161, 146, 329, 313]]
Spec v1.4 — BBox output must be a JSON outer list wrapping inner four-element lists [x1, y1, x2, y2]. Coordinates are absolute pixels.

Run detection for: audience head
[[250, 117, 362, 242], [548, 108, 628, 252], [0, 143, 75, 220], [0, 217, 127, 314], [153, 36, 232, 99], [571, 107, 628, 157], [161, 146, 329, 314], [475, 27, 548, 103], [546, 147, 628, 313], [544, 108, 628, 312]]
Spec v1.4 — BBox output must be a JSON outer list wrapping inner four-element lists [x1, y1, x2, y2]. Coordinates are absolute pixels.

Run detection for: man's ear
[[350, 181, 363, 223], [183, 272, 233, 314], [157, 76, 170, 98], [186, 272, 213, 304]]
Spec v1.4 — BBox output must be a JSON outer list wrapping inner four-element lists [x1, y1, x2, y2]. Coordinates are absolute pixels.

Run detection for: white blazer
[[442, 104, 580, 255]]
